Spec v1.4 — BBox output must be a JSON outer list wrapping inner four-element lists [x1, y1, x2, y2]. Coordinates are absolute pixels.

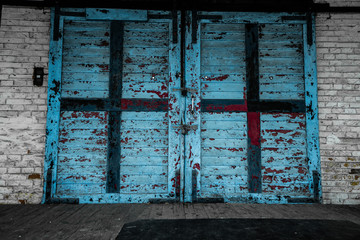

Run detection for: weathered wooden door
[[182, 12, 321, 203], [44, 9, 320, 204], [45, 9, 184, 203]]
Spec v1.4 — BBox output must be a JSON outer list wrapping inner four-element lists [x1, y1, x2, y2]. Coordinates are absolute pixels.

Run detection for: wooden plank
[[303, 15, 321, 201], [202, 147, 246, 157], [86, 9, 147, 21], [201, 129, 247, 138], [43, 11, 64, 203]]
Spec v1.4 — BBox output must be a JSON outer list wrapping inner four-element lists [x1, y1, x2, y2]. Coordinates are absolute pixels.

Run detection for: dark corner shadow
[[116, 218, 360, 240]]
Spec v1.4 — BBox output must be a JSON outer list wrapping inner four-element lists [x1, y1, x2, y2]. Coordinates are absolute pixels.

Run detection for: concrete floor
[[1, 204, 360, 239]]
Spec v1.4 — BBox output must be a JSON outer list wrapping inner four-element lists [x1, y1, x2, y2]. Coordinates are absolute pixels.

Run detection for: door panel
[[53, 10, 181, 203], [185, 12, 317, 203]]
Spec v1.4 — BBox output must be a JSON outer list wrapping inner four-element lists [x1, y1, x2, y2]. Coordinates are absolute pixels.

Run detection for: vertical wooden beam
[[245, 24, 262, 193], [43, 9, 64, 203], [245, 24, 259, 102], [106, 21, 124, 193], [303, 14, 321, 202]]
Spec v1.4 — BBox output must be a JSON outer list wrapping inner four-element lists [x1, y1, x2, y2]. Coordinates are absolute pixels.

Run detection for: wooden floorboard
[[1, 204, 360, 240]]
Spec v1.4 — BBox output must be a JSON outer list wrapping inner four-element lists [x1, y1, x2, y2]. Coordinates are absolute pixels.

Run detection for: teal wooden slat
[[201, 82, 245, 90], [43, 10, 64, 203], [63, 38, 110, 49], [86, 9, 148, 21], [120, 166, 167, 175], [120, 157, 168, 166], [56, 184, 105, 195], [57, 164, 106, 176], [121, 129, 168, 138], [121, 175, 168, 185], [303, 15, 321, 202], [202, 147, 246, 157], [202, 121, 246, 129], [120, 120, 168, 129], [201, 166, 247, 175], [202, 138, 247, 148], [123, 73, 168, 83], [124, 22, 169, 31], [201, 112, 247, 121], [201, 129, 247, 138], [198, 12, 306, 24], [58, 155, 107, 165], [201, 91, 245, 100], [122, 64, 169, 74], [119, 184, 167, 194], [57, 174, 106, 184], [201, 157, 247, 166], [121, 147, 168, 157], [62, 80, 108, 91]]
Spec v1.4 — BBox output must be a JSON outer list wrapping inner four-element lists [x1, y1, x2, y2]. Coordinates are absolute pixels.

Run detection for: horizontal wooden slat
[[202, 147, 246, 157], [121, 157, 168, 166], [121, 147, 168, 157], [201, 157, 247, 166], [120, 165, 167, 175], [201, 129, 247, 138]]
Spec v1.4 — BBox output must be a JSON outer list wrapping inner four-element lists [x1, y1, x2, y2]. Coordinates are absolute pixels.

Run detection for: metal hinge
[[172, 124, 198, 135]]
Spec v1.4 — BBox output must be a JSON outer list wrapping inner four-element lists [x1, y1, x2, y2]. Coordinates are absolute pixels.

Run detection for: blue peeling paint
[[44, 9, 320, 204]]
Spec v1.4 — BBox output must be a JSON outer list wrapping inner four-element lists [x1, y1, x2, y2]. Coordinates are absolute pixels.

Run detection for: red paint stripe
[[247, 112, 260, 146]]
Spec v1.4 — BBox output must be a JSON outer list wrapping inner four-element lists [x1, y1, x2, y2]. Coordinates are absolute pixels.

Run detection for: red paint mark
[[204, 75, 229, 81], [139, 64, 145, 68], [146, 90, 168, 98], [189, 145, 193, 159], [98, 40, 109, 47], [265, 129, 292, 137], [104, 32, 109, 36], [209, 138, 215, 141], [59, 138, 68, 144], [124, 58, 133, 63], [216, 175, 223, 180], [96, 139, 106, 145], [297, 167, 306, 174], [264, 168, 284, 174], [263, 148, 279, 152], [193, 163, 200, 170], [247, 112, 260, 146], [228, 148, 241, 152], [73, 91, 79, 95], [291, 132, 301, 138], [269, 185, 286, 190], [298, 122, 306, 129], [281, 178, 292, 183]]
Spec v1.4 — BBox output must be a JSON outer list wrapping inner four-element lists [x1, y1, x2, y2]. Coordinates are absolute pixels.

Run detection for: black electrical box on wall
[[33, 67, 44, 86]]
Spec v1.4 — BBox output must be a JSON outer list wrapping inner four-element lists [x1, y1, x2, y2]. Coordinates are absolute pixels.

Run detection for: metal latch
[[172, 124, 198, 135], [172, 88, 197, 96]]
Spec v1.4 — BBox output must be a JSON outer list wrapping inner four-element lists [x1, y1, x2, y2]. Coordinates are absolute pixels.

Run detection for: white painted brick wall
[[316, 0, 360, 204], [0, 6, 50, 204]]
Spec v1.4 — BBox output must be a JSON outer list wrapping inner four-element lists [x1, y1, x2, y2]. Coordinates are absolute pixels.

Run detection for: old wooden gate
[[44, 9, 321, 203]]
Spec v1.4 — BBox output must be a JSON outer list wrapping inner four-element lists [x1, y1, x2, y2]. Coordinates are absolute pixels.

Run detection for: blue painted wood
[[62, 20, 110, 99], [303, 14, 322, 202], [42, 10, 64, 203], [56, 111, 108, 197], [86, 9, 148, 21], [106, 21, 123, 193], [260, 113, 310, 197]]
